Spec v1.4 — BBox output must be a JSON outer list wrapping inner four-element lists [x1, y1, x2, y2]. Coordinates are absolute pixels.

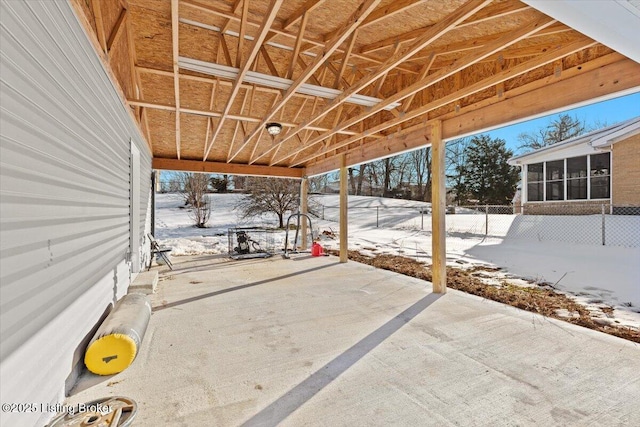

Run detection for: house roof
[[508, 115, 640, 164], [68, 0, 640, 177]]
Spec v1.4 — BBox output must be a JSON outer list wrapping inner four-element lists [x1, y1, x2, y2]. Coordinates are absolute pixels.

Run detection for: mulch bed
[[327, 250, 640, 343]]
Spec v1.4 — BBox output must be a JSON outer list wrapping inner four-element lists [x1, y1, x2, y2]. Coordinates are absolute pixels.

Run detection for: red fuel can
[[311, 242, 323, 256]]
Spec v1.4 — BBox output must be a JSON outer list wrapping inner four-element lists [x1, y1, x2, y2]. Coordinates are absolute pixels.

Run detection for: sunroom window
[[590, 153, 610, 199], [567, 156, 587, 200], [526, 163, 543, 201], [545, 160, 564, 201], [525, 153, 610, 202]]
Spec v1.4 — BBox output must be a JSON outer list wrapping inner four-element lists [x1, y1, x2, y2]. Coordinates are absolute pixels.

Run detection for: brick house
[[508, 117, 640, 215]]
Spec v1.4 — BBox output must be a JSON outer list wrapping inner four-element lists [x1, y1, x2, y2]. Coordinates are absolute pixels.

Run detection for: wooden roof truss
[[70, 0, 640, 177]]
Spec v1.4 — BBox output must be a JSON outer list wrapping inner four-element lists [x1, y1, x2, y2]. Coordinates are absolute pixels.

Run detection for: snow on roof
[[508, 116, 640, 165]]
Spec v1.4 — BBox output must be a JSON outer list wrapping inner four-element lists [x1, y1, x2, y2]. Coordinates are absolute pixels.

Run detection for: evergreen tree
[[460, 135, 519, 205]]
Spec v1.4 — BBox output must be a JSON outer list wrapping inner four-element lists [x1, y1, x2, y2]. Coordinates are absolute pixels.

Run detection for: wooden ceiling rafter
[[286, 10, 309, 80], [253, 97, 309, 164], [227, 0, 384, 163], [107, 8, 128, 53], [71, 1, 638, 178], [358, 0, 531, 55], [228, 90, 255, 157], [263, 0, 492, 164], [204, 77, 220, 154], [171, 0, 181, 159], [401, 52, 436, 113], [334, 31, 358, 89], [283, 0, 326, 31], [126, 98, 369, 138], [180, 0, 419, 75], [322, 0, 424, 44], [221, 0, 244, 33], [249, 93, 281, 162], [202, 0, 284, 161], [260, 46, 280, 77], [236, 0, 250, 68], [292, 36, 595, 167], [279, 14, 558, 167], [219, 34, 233, 66], [90, 0, 108, 54], [403, 23, 575, 68]]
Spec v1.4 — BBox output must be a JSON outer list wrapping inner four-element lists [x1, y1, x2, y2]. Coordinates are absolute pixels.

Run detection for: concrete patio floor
[[68, 254, 640, 426]]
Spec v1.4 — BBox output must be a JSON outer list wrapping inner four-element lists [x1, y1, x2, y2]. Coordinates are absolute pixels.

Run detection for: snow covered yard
[[154, 193, 640, 332]]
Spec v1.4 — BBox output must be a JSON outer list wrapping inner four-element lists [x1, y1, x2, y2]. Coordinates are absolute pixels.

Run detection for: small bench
[[148, 233, 173, 270]]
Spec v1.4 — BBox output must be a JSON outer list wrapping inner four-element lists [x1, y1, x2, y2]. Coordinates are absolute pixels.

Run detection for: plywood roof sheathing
[[293, 36, 594, 167], [270, 0, 492, 159], [229, 0, 384, 161], [281, 14, 557, 166], [203, 0, 284, 161]]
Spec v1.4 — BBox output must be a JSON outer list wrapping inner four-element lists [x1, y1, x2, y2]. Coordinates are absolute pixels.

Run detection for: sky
[[480, 91, 640, 154]]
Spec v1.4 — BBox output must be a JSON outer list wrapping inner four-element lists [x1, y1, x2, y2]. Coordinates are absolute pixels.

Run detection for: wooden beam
[[304, 56, 640, 176], [107, 7, 128, 53], [300, 177, 309, 250], [127, 98, 367, 137], [402, 52, 435, 113], [286, 11, 309, 79], [283, 0, 325, 31], [68, 0, 152, 157], [203, 0, 284, 161], [441, 58, 640, 140], [222, 0, 244, 34], [236, 0, 249, 68], [334, 32, 357, 89], [137, 65, 286, 96], [181, 0, 419, 74], [269, 0, 492, 163], [282, 14, 557, 166], [339, 154, 348, 263], [322, 0, 423, 42], [90, 0, 108, 53], [171, 0, 181, 159], [219, 34, 234, 66], [152, 158, 304, 178], [358, 0, 530, 54], [228, 0, 383, 162], [260, 46, 280, 77], [430, 121, 446, 293]]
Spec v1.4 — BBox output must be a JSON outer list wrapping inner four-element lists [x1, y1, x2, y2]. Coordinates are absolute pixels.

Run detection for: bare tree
[[177, 173, 212, 228], [348, 164, 367, 195], [235, 177, 300, 228], [308, 174, 330, 193], [446, 137, 472, 204], [410, 147, 432, 201], [517, 114, 586, 152]]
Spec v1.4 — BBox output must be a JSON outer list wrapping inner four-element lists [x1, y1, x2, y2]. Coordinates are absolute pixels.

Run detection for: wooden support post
[[340, 155, 348, 263], [430, 121, 446, 293], [300, 177, 309, 250]]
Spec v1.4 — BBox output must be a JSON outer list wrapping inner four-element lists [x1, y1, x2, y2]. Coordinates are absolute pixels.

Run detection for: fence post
[[485, 204, 489, 237], [421, 207, 424, 230], [322, 205, 325, 220], [601, 203, 606, 246], [376, 206, 379, 228]]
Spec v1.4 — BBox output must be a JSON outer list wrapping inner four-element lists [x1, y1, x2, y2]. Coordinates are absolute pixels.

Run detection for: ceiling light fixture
[[266, 122, 283, 136]]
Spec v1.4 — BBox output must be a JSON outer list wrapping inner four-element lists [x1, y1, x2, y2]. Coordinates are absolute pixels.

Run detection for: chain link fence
[[315, 203, 640, 249]]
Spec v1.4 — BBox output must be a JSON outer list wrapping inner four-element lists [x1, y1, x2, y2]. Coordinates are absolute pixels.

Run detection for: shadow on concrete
[[240, 292, 443, 427], [153, 262, 341, 312]]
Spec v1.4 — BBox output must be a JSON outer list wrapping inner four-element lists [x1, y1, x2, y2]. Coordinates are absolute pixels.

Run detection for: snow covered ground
[[155, 193, 640, 330]]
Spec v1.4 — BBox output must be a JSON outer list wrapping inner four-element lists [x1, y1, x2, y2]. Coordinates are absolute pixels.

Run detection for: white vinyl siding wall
[[0, 2, 151, 426]]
